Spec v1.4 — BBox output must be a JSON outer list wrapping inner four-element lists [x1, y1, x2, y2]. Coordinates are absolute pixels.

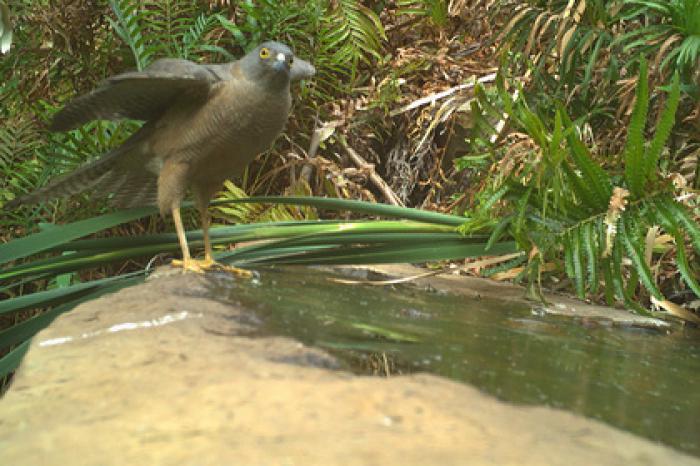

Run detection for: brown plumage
[[10, 42, 315, 273]]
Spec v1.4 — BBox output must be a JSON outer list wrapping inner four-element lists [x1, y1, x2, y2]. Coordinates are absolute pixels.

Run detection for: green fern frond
[[620, 215, 663, 300], [582, 221, 600, 295], [645, 72, 681, 184], [563, 231, 574, 279], [560, 109, 612, 209], [212, 180, 316, 225], [108, 0, 158, 69], [672, 228, 700, 297], [648, 199, 700, 296], [321, 0, 386, 66], [396, 0, 449, 27], [0, 120, 43, 205], [561, 161, 601, 213], [624, 58, 649, 198], [571, 227, 586, 298], [659, 198, 700, 253], [611, 231, 627, 303], [602, 257, 616, 305], [180, 13, 213, 51], [480, 253, 527, 278], [485, 216, 513, 252]]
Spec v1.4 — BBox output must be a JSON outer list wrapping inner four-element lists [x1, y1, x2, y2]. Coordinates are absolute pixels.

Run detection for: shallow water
[[208, 266, 700, 457]]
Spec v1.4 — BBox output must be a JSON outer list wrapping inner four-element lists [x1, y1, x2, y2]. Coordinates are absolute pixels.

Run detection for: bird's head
[[241, 41, 315, 89]]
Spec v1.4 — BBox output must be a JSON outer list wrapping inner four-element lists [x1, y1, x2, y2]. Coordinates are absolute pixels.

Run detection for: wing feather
[[50, 58, 232, 131]]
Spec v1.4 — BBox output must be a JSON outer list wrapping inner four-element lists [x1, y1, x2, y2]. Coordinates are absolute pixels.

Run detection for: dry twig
[[339, 135, 404, 206]]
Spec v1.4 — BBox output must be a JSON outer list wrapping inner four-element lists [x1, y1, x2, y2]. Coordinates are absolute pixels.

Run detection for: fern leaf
[[560, 109, 612, 209], [661, 198, 700, 253], [672, 229, 700, 297], [624, 58, 649, 198], [611, 233, 648, 313], [561, 161, 600, 213], [321, 0, 385, 66], [108, 0, 156, 69], [563, 231, 576, 281], [180, 13, 215, 59], [611, 231, 626, 301], [619, 215, 663, 299], [624, 266, 653, 315], [582, 221, 600, 295], [644, 72, 680, 185], [485, 216, 512, 252], [571, 228, 586, 298], [397, 0, 449, 27], [601, 257, 617, 305]]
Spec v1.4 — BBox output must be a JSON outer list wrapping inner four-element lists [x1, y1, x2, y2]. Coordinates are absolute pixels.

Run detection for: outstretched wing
[[50, 58, 233, 131]]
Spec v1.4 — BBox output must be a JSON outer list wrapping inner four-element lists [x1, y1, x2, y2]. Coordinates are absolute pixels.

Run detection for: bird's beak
[[290, 57, 316, 82]]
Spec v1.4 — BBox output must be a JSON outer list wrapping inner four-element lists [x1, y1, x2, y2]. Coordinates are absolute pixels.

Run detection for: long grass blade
[[210, 196, 466, 226], [0, 206, 156, 264], [0, 340, 31, 385]]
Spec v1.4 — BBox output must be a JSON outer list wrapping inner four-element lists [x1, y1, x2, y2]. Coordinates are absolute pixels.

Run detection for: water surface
[[208, 266, 700, 456]]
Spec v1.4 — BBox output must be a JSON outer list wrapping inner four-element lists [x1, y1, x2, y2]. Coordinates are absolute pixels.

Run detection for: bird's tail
[[6, 155, 121, 209], [103, 170, 159, 209], [6, 130, 159, 210]]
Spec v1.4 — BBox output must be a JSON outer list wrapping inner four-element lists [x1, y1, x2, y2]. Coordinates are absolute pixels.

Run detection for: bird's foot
[[198, 257, 253, 278], [170, 257, 206, 274], [171, 257, 252, 278]]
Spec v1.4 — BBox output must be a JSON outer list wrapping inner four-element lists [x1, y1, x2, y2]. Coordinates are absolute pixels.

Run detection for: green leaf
[[561, 162, 600, 213], [644, 72, 680, 184], [0, 206, 156, 264], [0, 341, 30, 385], [221, 235, 516, 266], [0, 271, 144, 317], [624, 58, 649, 198], [602, 258, 617, 306], [661, 199, 700, 252], [563, 231, 576, 281], [211, 196, 466, 226], [672, 229, 700, 297], [612, 233, 626, 302], [0, 275, 143, 353], [582, 221, 600, 295], [486, 216, 512, 251], [620, 216, 662, 300], [560, 109, 612, 208], [572, 228, 586, 298]]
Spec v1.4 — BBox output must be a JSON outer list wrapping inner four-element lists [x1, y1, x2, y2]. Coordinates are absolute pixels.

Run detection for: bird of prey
[[9, 41, 315, 274]]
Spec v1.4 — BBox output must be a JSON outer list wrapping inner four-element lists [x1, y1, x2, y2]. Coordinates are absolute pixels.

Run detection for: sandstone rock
[[1, 271, 696, 466]]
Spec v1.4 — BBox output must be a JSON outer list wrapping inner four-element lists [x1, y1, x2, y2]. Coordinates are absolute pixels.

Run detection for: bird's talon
[[170, 258, 205, 274], [207, 261, 253, 278], [171, 258, 251, 277]]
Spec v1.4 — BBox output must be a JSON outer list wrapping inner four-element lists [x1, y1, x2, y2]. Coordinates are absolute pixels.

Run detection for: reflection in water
[[206, 266, 700, 457]]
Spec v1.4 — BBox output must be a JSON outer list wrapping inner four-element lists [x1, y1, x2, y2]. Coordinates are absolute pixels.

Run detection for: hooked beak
[[289, 57, 316, 82]]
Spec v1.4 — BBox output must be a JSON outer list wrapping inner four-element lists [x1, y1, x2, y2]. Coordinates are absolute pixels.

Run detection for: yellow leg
[[201, 209, 214, 264], [198, 207, 252, 277], [172, 205, 251, 277], [170, 205, 205, 273]]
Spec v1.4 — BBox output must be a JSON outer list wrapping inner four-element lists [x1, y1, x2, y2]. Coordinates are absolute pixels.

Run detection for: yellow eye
[[259, 47, 270, 59]]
